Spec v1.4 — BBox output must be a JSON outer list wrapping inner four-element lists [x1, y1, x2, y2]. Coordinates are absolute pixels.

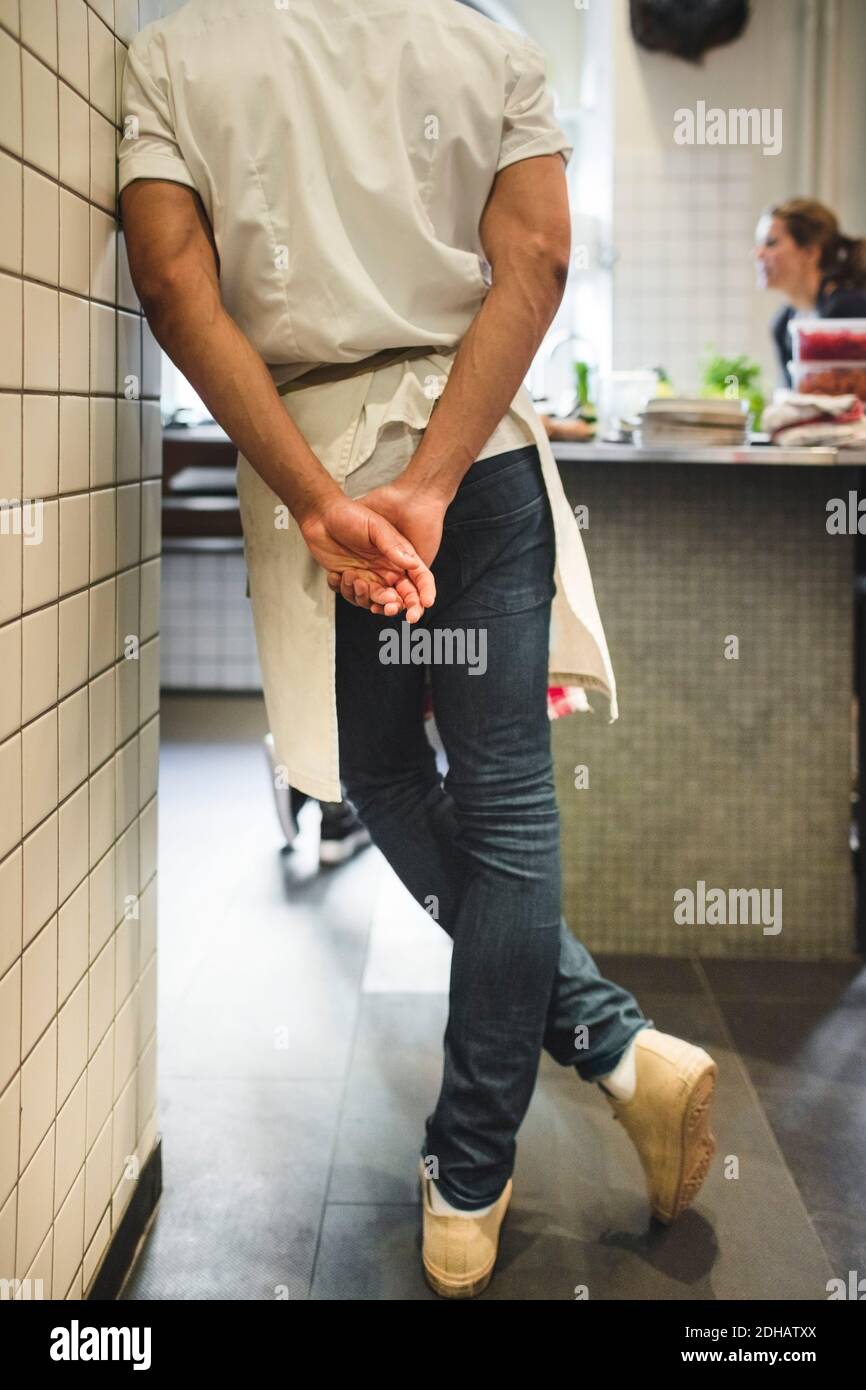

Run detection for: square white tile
[[58, 0, 89, 98], [19, 1018, 58, 1169], [0, 620, 22, 745], [58, 877, 88, 1005], [0, 149, 22, 273], [58, 590, 88, 700], [59, 395, 90, 494], [22, 392, 59, 497], [56, 977, 87, 1109], [21, 705, 57, 836], [58, 83, 90, 197], [59, 492, 91, 597], [22, 496, 59, 611], [21, 49, 58, 177], [23, 282, 59, 391], [21, 602, 58, 723], [58, 686, 89, 803], [22, 165, 58, 284], [58, 782, 88, 907], [15, 1124, 55, 1278]]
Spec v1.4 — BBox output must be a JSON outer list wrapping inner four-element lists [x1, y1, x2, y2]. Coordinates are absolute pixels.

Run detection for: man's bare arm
[[120, 180, 330, 521], [119, 179, 434, 617], [401, 153, 571, 501]]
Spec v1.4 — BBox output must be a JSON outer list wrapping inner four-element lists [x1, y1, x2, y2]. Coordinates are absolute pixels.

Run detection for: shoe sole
[[418, 1171, 502, 1299], [318, 829, 372, 866], [653, 1058, 717, 1225], [422, 1253, 496, 1300]]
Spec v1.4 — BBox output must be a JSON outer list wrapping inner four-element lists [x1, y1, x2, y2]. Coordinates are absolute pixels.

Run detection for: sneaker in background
[[318, 799, 372, 866]]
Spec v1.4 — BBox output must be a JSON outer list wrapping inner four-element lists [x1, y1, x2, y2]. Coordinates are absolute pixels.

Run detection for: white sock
[[597, 1033, 640, 1102], [428, 1179, 496, 1218]]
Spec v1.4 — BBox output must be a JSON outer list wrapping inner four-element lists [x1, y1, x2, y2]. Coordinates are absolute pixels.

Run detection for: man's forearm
[[401, 256, 567, 502], [141, 267, 337, 524]]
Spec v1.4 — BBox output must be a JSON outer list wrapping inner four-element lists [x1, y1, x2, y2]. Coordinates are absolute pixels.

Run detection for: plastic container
[[788, 360, 866, 401], [596, 370, 658, 438], [789, 318, 866, 363]]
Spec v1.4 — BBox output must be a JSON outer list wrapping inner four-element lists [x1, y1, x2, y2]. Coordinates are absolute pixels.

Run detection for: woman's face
[[753, 215, 819, 297]]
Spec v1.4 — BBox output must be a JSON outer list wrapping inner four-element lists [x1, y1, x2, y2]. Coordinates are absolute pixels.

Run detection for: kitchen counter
[[548, 443, 862, 961], [553, 440, 866, 466], [164, 421, 866, 468]]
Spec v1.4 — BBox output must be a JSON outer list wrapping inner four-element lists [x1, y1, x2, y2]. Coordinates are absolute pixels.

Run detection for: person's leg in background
[[262, 732, 371, 864], [317, 797, 372, 866]]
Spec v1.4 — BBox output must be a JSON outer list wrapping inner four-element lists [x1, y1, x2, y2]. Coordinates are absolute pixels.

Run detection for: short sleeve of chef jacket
[[497, 37, 574, 173], [117, 32, 198, 197]]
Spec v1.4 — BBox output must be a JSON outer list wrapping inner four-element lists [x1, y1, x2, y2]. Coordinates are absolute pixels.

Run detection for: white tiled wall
[[0, 0, 161, 1301], [161, 548, 262, 691], [613, 148, 755, 392]]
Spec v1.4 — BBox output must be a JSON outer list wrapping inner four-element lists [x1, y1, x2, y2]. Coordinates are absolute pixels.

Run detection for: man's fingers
[[366, 579, 403, 607], [338, 567, 401, 612], [328, 560, 422, 620], [337, 564, 416, 616], [388, 575, 422, 623], [366, 516, 436, 610], [339, 571, 363, 606]]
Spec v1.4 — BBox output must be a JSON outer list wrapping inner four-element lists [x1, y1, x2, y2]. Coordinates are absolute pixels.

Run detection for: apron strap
[[275, 344, 453, 394]]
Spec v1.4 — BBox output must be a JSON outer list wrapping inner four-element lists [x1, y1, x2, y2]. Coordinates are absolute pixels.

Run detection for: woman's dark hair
[[768, 197, 866, 293]]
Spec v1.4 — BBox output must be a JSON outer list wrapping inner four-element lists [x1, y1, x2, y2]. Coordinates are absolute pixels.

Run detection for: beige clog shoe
[[418, 1160, 512, 1298], [601, 1028, 717, 1224]]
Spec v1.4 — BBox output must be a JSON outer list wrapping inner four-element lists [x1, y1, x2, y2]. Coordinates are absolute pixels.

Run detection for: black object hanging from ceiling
[[629, 0, 751, 63]]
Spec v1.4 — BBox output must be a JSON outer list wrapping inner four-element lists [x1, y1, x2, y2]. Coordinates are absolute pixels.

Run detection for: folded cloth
[[763, 389, 862, 427], [769, 419, 866, 447], [762, 390, 866, 446]]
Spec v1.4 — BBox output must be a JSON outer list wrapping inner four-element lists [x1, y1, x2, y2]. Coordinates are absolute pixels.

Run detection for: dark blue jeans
[[335, 443, 652, 1209]]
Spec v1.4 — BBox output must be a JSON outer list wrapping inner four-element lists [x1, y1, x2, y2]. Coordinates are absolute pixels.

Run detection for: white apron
[[236, 352, 618, 802]]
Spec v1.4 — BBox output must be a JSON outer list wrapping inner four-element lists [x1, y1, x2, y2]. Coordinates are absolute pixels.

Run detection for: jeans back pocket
[[450, 488, 556, 617]]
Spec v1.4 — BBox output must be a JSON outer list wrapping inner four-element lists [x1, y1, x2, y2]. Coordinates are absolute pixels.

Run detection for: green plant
[[701, 349, 765, 430]]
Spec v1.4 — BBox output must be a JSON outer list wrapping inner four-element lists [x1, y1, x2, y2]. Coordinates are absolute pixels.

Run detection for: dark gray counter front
[[550, 448, 860, 960]]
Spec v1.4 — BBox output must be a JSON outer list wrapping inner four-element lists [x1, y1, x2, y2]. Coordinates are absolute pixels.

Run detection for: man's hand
[[302, 490, 437, 623], [326, 478, 447, 615]]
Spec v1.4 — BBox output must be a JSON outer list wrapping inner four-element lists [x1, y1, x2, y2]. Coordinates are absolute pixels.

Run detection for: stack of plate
[[635, 397, 750, 448]]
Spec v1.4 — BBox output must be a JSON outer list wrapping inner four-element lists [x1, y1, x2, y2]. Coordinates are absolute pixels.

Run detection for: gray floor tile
[[712, 995, 866, 1087], [592, 953, 706, 996], [309, 1204, 434, 1301], [703, 958, 865, 1002], [122, 1077, 342, 1301], [159, 847, 379, 1081], [811, 1212, 866, 1283], [328, 995, 448, 1204]]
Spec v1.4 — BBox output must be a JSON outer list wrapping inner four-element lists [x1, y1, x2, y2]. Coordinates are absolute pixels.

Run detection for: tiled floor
[[121, 695, 865, 1300]]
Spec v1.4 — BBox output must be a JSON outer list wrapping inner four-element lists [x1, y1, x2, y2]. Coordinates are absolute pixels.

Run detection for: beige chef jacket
[[118, 0, 618, 801]]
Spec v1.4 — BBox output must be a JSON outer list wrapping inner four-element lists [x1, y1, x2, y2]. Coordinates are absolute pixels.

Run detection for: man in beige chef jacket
[[118, 0, 718, 1298]]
